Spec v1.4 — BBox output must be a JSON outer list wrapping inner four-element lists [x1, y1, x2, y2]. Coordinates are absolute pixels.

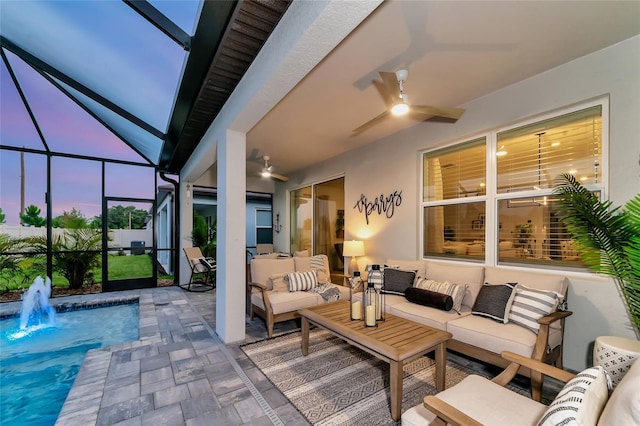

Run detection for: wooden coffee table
[[298, 300, 452, 421]]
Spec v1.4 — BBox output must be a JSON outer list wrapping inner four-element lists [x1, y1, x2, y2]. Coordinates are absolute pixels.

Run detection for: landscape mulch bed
[[0, 279, 174, 303]]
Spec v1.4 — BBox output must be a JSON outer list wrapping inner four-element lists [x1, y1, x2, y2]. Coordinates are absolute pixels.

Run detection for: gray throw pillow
[[471, 283, 517, 323], [382, 268, 416, 295]]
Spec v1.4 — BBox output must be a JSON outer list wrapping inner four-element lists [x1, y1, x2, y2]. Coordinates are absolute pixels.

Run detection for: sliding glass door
[[290, 177, 345, 280]]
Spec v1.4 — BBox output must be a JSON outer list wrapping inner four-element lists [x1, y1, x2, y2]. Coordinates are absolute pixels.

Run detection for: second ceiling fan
[[353, 69, 465, 133], [260, 155, 288, 182]]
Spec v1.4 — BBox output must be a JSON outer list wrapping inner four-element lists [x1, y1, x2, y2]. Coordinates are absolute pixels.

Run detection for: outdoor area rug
[[240, 328, 530, 426]]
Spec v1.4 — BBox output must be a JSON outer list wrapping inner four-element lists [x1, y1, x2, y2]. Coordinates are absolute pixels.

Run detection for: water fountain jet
[[19, 276, 56, 330]]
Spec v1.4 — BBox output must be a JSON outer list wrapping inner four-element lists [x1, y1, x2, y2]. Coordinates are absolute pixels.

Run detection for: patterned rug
[[240, 328, 528, 426]]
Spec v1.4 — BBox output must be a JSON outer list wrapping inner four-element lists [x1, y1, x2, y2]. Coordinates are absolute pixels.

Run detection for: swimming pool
[[0, 303, 139, 426]]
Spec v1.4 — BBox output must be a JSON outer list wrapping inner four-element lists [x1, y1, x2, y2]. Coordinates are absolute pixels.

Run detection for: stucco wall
[[274, 36, 640, 371]]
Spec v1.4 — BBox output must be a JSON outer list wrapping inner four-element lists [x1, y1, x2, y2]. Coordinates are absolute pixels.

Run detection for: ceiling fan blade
[[379, 71, 400, 104], [271, 173, 289, 182], [411, 105, 465, 120], [352, 110, 390, 133]]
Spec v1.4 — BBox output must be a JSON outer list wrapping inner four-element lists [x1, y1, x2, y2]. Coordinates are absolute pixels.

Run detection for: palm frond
[[554, 174, 640, 336]]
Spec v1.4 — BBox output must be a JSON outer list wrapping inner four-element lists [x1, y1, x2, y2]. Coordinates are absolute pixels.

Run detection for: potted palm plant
[[553, 173, 640, 338]]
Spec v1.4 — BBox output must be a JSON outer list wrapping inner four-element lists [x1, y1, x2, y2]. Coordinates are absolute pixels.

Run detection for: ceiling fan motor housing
[[395, 69, 408, 83]]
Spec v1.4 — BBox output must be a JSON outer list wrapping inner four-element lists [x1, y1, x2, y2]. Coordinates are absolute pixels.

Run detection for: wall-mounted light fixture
[[273, 212, 283, 234], [186, 184, 191, 199]]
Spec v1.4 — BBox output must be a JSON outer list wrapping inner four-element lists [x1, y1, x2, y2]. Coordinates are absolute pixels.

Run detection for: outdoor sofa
[[249, 255, 572, 400], [248, 254, 348, 338]]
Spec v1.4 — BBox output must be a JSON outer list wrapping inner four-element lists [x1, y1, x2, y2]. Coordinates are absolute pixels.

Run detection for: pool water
[[0, 303, 139, 426]]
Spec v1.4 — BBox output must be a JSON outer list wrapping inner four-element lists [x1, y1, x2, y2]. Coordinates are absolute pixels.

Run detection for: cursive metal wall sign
[[353, 190, 402, 225]]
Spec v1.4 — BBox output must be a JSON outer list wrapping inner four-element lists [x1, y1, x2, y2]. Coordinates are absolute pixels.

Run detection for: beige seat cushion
[[484, 267, 567, 296], [391, 301, 472, 331], [447, 315, 538, 357], [424, 261, 485, 308], [402, 375, 546, 426], [294, 255, 330, 281], [250, 258, 295, 287], [385, 259, 427, 279], [251, 291, 323, 315]]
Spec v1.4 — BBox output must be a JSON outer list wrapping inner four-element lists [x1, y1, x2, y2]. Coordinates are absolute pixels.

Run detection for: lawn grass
[[1, 254, 172, 291]]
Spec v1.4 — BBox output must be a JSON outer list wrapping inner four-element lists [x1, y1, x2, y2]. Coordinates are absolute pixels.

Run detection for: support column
[[179, 180, 193, 286], [216, 129, 247, 342]]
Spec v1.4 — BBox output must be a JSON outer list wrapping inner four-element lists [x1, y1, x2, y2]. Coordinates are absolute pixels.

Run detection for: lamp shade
[[343, 240, 365, 257]]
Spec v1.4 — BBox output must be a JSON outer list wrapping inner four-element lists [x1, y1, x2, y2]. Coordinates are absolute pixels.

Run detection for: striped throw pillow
[[538, 366, 610, 426], [509, 286, 559, 333], [287, 270, 318, 292], [415, 279, 466, 313]]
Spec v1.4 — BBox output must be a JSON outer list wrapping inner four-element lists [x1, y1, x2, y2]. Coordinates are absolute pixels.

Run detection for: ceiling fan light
[[261, 170, 271, 178], [391, 102, 409, 116]]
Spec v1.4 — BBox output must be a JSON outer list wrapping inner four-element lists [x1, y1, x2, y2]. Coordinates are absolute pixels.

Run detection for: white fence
[[0, 225, 153, 251]]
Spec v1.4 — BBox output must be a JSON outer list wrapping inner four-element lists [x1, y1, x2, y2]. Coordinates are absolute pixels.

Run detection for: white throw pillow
[[509, 285, 560, 333], [538, 366, 610, 426], [597, 358, 640, 425]]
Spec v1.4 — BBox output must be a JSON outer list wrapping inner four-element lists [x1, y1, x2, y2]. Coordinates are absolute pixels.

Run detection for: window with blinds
[[422, 139, 486, 260], [423, 202, 486, 260], [497, 106, 602, 193], [421, 99, 606, 268], [424, 138, 486, 201]]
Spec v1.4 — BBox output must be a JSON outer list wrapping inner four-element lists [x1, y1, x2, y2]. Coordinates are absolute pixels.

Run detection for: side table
[[593, 335, 640, 388]]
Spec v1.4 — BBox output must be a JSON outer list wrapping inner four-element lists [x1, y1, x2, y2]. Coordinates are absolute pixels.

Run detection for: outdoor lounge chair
[[181, 247, 216, 292]]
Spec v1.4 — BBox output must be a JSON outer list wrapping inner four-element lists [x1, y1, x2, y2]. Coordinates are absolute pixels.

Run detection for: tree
[[192, 212, 216, 258], [52, 208, 89, 229], [92, 205, 149, 229], [0, 207, 6, 224], [20, 204, 46, 227], [31, 228, 103, 289]]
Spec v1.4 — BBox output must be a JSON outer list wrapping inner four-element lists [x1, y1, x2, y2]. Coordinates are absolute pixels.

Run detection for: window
[[422, 139, 486, 261], [422, 100, 606, 269], [255, 209, 273, 244]]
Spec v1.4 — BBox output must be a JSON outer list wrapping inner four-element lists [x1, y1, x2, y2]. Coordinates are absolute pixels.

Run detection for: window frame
[[420, 97, 608, 270]]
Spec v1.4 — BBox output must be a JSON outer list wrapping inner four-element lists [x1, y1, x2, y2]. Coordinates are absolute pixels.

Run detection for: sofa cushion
[[294, 254, 329, 277], [472, 283, 517, 323], [598, 358, 640, 425], [390, 301, 471, 331], [251, 291, 323, 315], [382, 268, 416, 295], [447, 315, 537, 357], [484, 267, 567, 297], [287, 270, 318, 291], [401, 374, 547, 426], [425, 261, 485, 308], [539, 366, 610, 426], [250, 258, 295, 286], [405, 287, 453, 311], [385, 259, 427, 278], [267, 273, 288, 292], [415, 278, 466, 313], [509, 285, 560, 333]]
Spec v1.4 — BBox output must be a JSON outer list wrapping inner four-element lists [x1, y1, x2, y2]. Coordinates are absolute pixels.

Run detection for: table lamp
[[343, 240, 365, 276]]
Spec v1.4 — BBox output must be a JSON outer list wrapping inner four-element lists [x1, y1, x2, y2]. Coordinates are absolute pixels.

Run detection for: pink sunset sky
[[0, 1, 197, 225]]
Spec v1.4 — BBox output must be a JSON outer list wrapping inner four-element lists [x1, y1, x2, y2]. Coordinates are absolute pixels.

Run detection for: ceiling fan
[[260, 155, 288, 182], [353, 69, 465, 133]]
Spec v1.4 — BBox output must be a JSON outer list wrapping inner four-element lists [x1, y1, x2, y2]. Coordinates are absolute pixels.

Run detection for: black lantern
[[364, 281, 377, 327], [349, 272, 363, 321], [368, 264, 385, 321]]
